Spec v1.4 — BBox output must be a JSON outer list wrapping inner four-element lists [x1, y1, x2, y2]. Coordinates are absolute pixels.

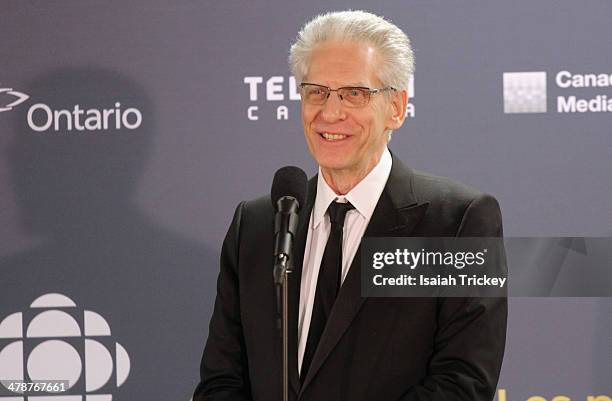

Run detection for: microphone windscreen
[[271, 166, 307, 209]]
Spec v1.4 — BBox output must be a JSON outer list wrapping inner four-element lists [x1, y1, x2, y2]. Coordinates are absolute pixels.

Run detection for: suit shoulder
[[405, 169, 502, 236], [243, 194, 273, 212], [238, 194, 275, 227], [410, 168, 496, 207]]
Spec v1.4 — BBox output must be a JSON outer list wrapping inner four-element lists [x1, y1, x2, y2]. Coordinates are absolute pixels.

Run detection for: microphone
[[271, 166, 307, 283], [271, 167, 307, 395]]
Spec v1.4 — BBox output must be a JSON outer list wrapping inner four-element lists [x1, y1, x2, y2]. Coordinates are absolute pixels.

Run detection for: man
[[194, 10, 506, 401]]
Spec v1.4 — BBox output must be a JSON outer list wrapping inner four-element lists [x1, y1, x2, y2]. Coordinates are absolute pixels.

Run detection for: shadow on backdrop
[[594, 230, 612, 391], [0, 67, 217, 401]]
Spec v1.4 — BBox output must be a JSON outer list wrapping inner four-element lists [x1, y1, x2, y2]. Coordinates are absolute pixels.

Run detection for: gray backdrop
[[1, 2, 610, 400]]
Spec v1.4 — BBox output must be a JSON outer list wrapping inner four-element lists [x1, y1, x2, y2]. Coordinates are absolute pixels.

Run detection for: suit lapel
[[298, 156, 429, 396]]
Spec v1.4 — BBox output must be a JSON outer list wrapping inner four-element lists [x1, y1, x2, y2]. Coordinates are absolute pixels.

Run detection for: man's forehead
[[304, 40, 381, 86]]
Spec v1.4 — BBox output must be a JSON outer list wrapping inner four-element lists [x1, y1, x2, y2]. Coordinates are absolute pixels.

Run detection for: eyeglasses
[[299, 83, 396, 108]]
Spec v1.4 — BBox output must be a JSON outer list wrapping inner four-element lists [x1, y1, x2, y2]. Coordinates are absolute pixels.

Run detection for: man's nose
[[319, 92, 346, 122]]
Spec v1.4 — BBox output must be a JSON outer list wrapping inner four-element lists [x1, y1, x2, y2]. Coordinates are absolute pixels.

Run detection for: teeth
[[321, 132, 347, 141]]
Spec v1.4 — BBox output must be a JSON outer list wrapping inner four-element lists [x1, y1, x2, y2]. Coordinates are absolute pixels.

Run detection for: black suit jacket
[[194, 155, 507, 401]]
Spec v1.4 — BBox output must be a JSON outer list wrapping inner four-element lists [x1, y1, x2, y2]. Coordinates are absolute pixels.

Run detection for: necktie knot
[[327, 201, 355, 227]]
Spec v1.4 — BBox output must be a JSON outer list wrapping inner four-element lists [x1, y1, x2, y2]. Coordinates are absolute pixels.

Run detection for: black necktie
[[301, 201, 354, 381]]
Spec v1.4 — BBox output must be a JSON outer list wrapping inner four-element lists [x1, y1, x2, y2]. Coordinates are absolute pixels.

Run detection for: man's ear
[[387, 89, 408, 130]]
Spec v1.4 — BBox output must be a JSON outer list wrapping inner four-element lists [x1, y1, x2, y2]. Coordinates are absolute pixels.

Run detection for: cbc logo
[[0, 293, 130, 400]]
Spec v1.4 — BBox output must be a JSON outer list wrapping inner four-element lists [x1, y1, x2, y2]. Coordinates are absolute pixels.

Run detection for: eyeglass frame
[[299, 82, 396, 107]]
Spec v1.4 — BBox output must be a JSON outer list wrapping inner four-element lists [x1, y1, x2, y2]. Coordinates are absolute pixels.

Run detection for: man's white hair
[[289, 10, 414, 91]]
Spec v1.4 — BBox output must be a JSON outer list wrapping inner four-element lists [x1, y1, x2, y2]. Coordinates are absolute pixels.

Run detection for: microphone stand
[[273, 195, 300, 401], [274, 254, 291, 401]]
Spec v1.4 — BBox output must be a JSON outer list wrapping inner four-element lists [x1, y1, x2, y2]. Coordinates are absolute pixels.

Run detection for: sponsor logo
[[503, 72, 547, 113], [0, 293, 131, 400], [0, 87, 30, 112], [555, 71, 612, 113], [244, 75, 415, 121], [1, 84, 143, 132], [503, 71, 612, 114], [27, 102, 142, 132]]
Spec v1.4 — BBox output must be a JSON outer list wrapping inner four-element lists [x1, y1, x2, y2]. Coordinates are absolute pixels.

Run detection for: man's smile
[[318, 131, 350, 141]]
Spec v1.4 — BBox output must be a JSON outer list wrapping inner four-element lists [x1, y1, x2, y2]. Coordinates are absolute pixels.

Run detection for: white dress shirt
[[297, 147, 392, 374]]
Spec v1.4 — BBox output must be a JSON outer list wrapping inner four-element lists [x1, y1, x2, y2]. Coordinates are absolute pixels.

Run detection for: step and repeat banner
[[1, 2, 610, 400]]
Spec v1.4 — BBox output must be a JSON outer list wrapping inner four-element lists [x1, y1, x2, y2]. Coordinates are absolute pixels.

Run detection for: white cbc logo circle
[[0, 293, 130, 400]]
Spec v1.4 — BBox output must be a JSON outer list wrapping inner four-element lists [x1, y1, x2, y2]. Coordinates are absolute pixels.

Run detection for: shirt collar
[[313, 147, 392, 228]]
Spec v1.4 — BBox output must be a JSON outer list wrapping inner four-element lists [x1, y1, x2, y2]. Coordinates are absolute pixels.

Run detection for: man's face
[[301, 40, 406, 180]]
